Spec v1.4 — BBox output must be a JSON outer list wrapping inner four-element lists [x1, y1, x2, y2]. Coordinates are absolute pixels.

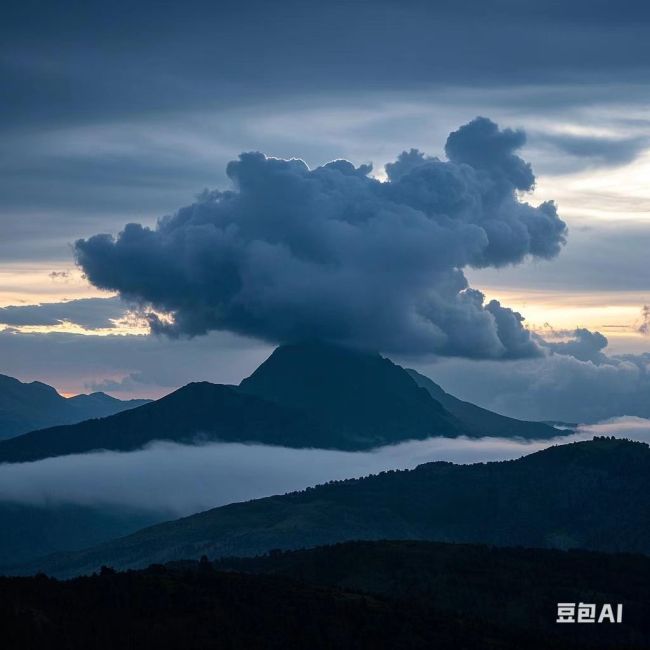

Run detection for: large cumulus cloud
[[75, 118, 567, 358]]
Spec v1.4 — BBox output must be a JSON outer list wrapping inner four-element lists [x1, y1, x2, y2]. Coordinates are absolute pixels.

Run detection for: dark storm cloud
[[0, 297, 126, 330], [3, 0, 650, 269], [75, 118, 566, 358], [445, 118, 534, 192], [3, 0, 650, 131]]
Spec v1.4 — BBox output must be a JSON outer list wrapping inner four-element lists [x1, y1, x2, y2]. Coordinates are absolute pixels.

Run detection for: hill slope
[[16, 438, 650, 577], [215, 540, 650, 649], [0, 342, 564, 462], [406, 368, 561, 438], [0, 382, 328, 464], [0, 373, 149, 440]]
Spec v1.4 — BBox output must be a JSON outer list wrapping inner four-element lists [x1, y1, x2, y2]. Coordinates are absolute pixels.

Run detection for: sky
[[1, 0, 649, 423]]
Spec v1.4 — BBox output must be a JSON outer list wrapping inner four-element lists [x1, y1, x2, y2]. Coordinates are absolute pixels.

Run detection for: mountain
[[0, 342, 562, 463], [0, 341, 544, 463], [239, 341, 464, 445], [3, 541, 649, 649], [0, 373, 150, 440], [406, 368, 562, 438], [0, 383, 328, 464], [15, 437, 650, 577]]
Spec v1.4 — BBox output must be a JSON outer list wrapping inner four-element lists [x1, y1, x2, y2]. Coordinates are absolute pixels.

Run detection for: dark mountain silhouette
[[14, 438, 649, 578], [239, 341, 464, 445], [0, 373, 150, 440], [0, 342, 561, 463], [406, 368, 563, 438], [3, 541, 649, 649], [0, 383, 329, 464]]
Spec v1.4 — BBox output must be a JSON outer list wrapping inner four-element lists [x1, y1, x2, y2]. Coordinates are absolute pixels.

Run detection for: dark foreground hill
[[219, 540, 650, 649], [15, 438, 650, 577], [0, 373, 149, 440], [2, 541, 649, 650], [0, 342, 559, 463]]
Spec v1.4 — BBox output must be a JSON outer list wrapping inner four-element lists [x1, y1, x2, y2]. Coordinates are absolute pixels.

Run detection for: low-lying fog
[[0, 417, 648, 517]]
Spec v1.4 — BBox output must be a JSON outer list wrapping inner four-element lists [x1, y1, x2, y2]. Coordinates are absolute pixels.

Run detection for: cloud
[[414, 329, 650, 423], [445, 118, 535, 193], [48, 270, 71, 281], [542, 327, 609, 363], [536, 132, 648, 169], [468, 218, 650, 293], [0, 297, 126, 330], [3, 0, 650, 134], [0, 321, 646, 425], [75, 118, 566, 359], [0, 419, 647, 516], [84, 373, 147, 394], [639, 305, 650, 335]]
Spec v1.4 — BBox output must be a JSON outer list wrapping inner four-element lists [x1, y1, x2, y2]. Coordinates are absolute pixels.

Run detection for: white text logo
[[556, 603, 623, 624]]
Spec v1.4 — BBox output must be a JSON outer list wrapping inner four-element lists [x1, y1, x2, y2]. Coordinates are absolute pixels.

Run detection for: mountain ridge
[[0, 373, 150, 440], [0, 382, 329, 464], [0, 342, 560, 463], [406, 368, 567, 438]]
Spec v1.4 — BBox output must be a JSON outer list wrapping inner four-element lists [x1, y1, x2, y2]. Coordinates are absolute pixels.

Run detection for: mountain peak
[[0, 373, 152, 441], [239, 341, 462, 444]]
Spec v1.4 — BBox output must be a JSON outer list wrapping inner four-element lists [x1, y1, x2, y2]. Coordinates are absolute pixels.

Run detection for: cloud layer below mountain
[[0, 418, 646, 516]]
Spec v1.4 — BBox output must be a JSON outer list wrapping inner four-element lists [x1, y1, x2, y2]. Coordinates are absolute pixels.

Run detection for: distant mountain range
[[0, 502, 163, 566], [0, 342, 560, 463], [13, 437, 648, 578], [3, 540, 649, 649], [0, 373, 150, 440]]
